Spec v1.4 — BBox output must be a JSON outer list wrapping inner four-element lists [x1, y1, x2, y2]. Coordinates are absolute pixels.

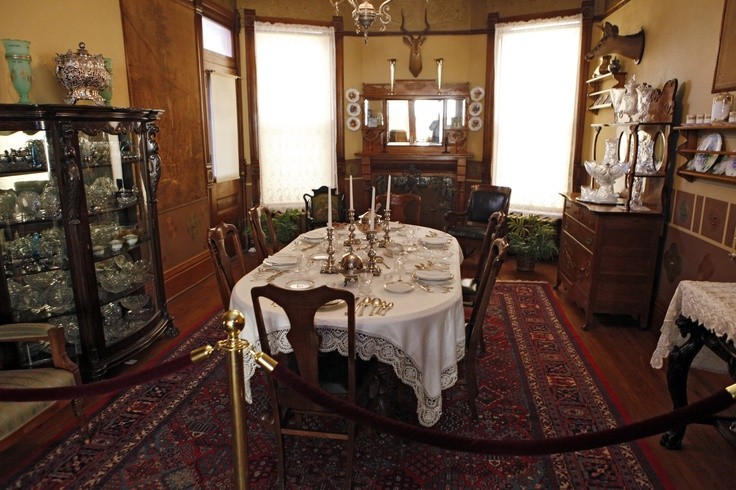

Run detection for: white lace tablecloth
[[650, 281, 736, 372], [230, 226, 465, 427]]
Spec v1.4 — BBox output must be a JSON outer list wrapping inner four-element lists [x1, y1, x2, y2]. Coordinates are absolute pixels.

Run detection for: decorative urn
[[55, 42, 111, 105]]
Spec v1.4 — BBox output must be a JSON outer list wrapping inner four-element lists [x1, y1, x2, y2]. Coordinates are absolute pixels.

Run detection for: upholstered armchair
[[444, 184, 511, 256], [0, 323, 86, 452], [303, 186, 346, 230]]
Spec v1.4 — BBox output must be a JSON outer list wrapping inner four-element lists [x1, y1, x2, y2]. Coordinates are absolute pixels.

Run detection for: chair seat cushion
[[0, 368, 76, 442], [447, 225, 485, 240]]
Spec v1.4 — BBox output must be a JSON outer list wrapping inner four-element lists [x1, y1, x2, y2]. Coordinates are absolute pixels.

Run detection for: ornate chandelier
[[330, 1, 394, 43]]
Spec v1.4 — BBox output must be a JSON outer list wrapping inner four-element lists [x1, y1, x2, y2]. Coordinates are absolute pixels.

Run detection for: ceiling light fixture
[[330, 1, 395, 43]]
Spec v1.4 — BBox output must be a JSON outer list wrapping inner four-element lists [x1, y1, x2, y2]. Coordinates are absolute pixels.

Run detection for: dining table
[[229, 223, 466, 427]]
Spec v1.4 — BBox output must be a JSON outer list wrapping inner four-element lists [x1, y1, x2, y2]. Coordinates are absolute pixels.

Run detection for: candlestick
[[370, 186, 376, 230], [436, 58, 443, 93], [349, 175, 354, 210], [388, 58, 396, 95], [365, 229, 381, 276], [386, 175, 391, 212], [344, 208, 360, 247], [379, 208, 391, 247], [320, 227, 339, 274]]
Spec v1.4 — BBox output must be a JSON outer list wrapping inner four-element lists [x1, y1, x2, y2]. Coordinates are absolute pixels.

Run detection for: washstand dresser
[[556, 79, 678, 330]]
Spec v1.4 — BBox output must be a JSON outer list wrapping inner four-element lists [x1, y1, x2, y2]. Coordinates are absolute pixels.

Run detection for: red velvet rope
[[0, 353, 204, 401], [271, 363, 735, 455]]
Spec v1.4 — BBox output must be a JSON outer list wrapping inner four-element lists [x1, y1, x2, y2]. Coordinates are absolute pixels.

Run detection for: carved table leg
[[660, 316, 705, 450]]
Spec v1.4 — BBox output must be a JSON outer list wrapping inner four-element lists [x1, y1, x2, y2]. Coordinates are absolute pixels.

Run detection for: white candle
[[327, 188, 332, 228], [370, 186, 376, 230], [386, 175, 391, 212], [349, 175, 354, 210]]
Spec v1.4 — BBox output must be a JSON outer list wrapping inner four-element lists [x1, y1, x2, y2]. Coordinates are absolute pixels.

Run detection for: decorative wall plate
[[347, 116, 361, 131], [347, 102, 361, 117], [468, 101, 483, 116], [345, 88, 360, 103], [468, 116, 482, 131], [470, 86, 485, 101]]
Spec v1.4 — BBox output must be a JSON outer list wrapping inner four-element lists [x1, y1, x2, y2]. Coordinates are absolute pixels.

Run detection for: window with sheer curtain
[[254, 22, 337, 210], [492, 16, 581, 217]]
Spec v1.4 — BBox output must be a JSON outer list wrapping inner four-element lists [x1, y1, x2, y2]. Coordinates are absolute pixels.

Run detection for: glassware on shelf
[[583, 159, 630, 204]]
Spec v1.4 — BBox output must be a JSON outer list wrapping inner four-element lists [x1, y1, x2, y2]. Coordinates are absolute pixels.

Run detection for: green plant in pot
[[507, 214, 558, 271]]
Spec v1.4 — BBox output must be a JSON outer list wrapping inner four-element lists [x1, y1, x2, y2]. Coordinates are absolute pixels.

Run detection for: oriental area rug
[[4, 281, 670, 489]]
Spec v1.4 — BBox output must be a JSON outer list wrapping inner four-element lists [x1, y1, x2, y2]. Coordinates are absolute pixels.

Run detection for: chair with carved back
[[462, 210, 507, 305], [303, 186, 347, 230], [444, 184, 511, 257], [0, 323, 87, 452], [249, 205, 281, 264], [251, 284, 378, 489], [375, 193, 422, 225], [207, 222, 250, 310], [462, 236, 509, 420]]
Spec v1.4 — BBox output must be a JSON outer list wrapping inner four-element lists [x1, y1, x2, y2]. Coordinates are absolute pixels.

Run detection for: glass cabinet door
[[0, 126, 75, 363], [79, 126, 159, 348]]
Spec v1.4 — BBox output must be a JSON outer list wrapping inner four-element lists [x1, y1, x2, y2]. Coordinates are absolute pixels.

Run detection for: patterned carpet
[[4, 281, 670, 488]]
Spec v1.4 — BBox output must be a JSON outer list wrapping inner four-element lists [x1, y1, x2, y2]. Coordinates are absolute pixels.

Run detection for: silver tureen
[[55, 42, 111, 105]]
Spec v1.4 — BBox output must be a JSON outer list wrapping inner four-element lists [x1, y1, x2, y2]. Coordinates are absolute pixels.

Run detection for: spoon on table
[[357, 297, 372, 316], [380, 301, 393, 316], [369, 297, 382, 316]]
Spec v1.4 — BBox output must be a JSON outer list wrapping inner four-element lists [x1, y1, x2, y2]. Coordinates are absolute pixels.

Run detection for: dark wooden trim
[[602, 0, 633, 18], [243, 8, 260, 204], [483, 13, 498, 181], [334, 15, 345, 189], [164, 250, 214, 301], [573, 0, 595, 194]]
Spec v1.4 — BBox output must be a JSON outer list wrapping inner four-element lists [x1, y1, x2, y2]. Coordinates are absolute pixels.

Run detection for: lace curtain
[[254, 22, 337, 210], [492, 16, 582, 217]]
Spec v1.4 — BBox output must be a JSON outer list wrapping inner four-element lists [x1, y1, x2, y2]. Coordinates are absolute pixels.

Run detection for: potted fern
[[507, 214, 558, 271]]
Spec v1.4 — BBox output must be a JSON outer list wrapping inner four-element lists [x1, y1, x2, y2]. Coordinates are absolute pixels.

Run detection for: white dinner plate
[[384, 279, 414, 294], [263, 254, 298, 268], [286, 279, 314, 290], [319, 299, 346, 310], [302, 231, 325, 243], [414, 270, 454, 282], [420, 236, 451, 248], [389, 221, 405, 230]]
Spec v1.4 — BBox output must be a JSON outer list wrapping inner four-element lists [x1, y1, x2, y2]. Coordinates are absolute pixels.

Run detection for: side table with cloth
[[230, 225, 465, 427], [650, 280, 736, 449]]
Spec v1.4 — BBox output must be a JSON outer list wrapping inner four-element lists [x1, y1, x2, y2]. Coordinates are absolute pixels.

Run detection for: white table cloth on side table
[[230, 225, 465, 427], [650, 280, 736, 372]]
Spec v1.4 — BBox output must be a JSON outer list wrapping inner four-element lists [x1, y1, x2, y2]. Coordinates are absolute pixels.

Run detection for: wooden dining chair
[[207, 222, 250, 310], [375, 193, 422, 225], [463, 236, 509, 420], [248, 205, 280, 264], [462, 210, 507, 305], [250, 284, 378, 489]]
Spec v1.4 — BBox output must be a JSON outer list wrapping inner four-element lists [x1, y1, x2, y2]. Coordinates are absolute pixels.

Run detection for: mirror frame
[[360, 80, 470, 155]]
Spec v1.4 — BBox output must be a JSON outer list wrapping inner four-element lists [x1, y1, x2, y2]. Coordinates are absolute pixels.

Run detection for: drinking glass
[[358, 271, 373, 296]]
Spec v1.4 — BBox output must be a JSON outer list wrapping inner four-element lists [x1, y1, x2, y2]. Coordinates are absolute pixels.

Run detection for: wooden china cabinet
[[557, 79, 678, 330], [0, 104, 176, 380]]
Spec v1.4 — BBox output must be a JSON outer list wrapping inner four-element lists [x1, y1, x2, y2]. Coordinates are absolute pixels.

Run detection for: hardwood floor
[[1, 257, 734, 488]]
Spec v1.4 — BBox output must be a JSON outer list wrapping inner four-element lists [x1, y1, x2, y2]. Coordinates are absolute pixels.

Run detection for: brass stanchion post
[[218, 310, 250, 490]]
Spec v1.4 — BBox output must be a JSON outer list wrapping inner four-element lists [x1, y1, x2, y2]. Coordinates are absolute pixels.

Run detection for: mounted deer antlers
[[401, 8, 430, 78]]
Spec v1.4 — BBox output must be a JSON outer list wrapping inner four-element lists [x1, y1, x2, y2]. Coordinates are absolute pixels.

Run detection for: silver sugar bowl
[[340, 251, 364, 285], [55, 42, 111, 105]]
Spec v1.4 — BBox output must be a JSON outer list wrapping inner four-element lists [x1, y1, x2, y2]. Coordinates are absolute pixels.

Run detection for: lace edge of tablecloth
[[243, 328, 464, 427]]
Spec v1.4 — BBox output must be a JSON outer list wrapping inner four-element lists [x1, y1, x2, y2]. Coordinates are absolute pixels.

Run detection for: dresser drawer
[[561, 214, 596, 252], [558, 231, 594, 295], [564, 199, 598, 230]]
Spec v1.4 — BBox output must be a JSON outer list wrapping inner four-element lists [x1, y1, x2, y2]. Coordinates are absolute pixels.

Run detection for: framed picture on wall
[[713, 0, 736, 92]]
